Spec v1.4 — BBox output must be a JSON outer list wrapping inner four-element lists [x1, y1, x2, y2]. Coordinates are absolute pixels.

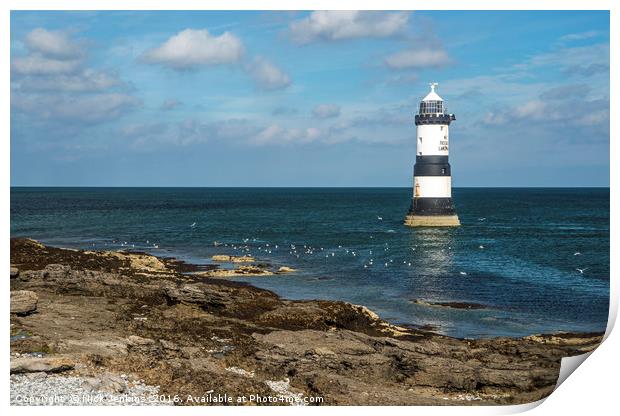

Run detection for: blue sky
[[10, 10, 609, 186]]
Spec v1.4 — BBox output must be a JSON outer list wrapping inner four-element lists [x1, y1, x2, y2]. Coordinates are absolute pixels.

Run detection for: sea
[[10, 187, 610, 339]]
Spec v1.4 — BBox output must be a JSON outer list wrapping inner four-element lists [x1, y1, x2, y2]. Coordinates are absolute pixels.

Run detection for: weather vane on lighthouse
[[404, 82, 460, 227]]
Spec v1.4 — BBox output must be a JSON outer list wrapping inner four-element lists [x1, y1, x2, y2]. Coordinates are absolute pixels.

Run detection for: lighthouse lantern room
[[404, 83, 460, 227]]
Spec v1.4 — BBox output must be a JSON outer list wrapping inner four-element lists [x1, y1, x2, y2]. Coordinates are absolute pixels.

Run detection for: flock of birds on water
[[86, 215, 593, 278]]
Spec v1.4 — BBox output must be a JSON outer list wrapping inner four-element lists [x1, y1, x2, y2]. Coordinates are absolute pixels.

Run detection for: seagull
[[407, 263, 411, 266], [576, 268, 587, 274], [460, 271, 467, 276], [574, 252, 582, 256], [377, 216, 383, 221], [478, 218, 486, 221], [190, 222, 196, 228], [479, 245, 484, 249]]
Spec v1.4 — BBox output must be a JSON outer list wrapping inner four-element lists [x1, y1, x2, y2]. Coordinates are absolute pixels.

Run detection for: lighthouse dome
[[419, 82, 444, 115], [422, 83, 443, 102]]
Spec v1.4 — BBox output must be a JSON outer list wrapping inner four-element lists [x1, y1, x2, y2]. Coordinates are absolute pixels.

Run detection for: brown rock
[[160, 339, 179, 351], [10, 290, 38, 315], [200, 265, 273, 278], [10, 356, 74, 374], [10, 266, 19, 278], [164, 283, 227, 309], [127, 335, 156, 346], [41, 264, 72, 280], [212, 254, 256, 263]]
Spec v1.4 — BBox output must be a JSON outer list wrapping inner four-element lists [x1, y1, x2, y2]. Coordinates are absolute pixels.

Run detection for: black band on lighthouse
[[410, 197, 457, 215], [414, 162, 451, 176], [416, 155, 448, 164]]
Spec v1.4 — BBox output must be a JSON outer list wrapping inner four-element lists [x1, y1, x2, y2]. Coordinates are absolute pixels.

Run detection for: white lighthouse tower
[[404, 83, 460, 227]]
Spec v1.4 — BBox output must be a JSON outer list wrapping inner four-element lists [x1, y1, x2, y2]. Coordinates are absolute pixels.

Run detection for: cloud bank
[[142, 29, 244, 69], [312, 103, 341, 119], [246, 56, 291, 90], [289, 11, 408, 44]]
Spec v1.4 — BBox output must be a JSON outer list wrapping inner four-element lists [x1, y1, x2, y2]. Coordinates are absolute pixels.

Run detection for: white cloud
[[252, 124, 321, 145], [385, 48, 451, 69], [13, 93, 141, 124], [513, 100, 547, 119], [246, 56, 291, 90], [515, 43, 609, 79], [575, 110, 608, 126], [11, 54, 81, 75], [15, 69, 123, 92], [480, 111, 508, 126], [289, 11, 408, 44], [142, 29, 244, 69], [11, 28, 141, 143], [25, 28, 83, 59], [312, 103, 340, 119], [558, 30, 602, 43], [540, 84, 590, 100], [120, 119, 323, 149], [481, 92, 609, 130], [12, 28, 86, 76]]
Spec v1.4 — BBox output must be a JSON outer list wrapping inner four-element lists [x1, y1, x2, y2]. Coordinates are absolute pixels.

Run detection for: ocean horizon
[[10, 186, 611, 189]]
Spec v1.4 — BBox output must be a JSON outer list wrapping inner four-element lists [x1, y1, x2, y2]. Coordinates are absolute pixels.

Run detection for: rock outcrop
[[212, 255, 256, 263], [9, 238, 604, 406], [11, 356, 74, 374], [10, 290, 38, 315], [198, 265, 274, 278]]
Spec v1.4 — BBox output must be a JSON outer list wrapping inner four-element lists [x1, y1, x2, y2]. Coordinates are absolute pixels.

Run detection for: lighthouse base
[[404, 214, 461, 227]]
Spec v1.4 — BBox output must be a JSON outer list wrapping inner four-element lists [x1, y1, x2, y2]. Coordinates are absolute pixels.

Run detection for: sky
[[10, 10, 610, 187]]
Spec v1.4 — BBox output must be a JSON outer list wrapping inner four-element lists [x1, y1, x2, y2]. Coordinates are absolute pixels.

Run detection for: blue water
[[10, 187, 609, 339]]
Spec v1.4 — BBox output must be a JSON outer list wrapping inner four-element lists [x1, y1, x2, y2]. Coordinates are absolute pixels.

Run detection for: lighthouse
[[404, 83, 460, 227]]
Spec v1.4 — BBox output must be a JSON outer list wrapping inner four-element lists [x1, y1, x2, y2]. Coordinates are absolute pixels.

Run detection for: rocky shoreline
[[9, 238, 603, 405]]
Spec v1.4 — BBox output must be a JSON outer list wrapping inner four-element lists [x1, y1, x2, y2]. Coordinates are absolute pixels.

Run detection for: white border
[[3, 1, 616, 415]]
